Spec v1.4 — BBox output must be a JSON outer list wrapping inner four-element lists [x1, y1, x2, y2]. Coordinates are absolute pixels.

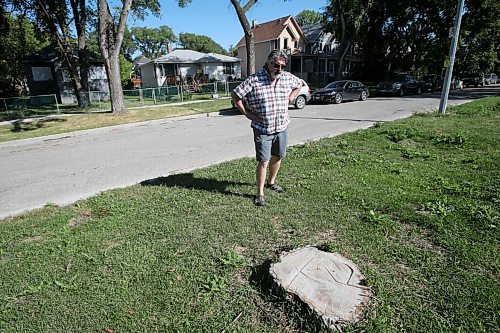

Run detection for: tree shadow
[[248, 248, 329, 332], [140, 172, 254, 199], [10, 117, 67, 132]]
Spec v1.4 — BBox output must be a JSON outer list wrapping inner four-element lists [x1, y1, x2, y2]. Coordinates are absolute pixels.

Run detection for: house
[[138, 49, 241, 88], [235, 15, 308, 78], [22, 45, 108, 104], [236, 16, 359, 84]]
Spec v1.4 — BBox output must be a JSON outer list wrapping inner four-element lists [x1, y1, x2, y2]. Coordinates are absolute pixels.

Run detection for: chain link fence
[[0, 80, 243, 122]]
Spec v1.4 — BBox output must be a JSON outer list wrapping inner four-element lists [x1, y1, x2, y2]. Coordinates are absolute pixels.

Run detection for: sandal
[[266, 183, 285, 193], [254, 195, 266, 206]]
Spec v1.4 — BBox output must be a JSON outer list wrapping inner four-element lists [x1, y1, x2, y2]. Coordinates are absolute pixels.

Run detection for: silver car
[[292, 80, 312, 109]]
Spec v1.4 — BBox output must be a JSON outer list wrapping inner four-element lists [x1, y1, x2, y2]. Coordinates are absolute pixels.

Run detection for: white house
[[139, 49, 241, 88]]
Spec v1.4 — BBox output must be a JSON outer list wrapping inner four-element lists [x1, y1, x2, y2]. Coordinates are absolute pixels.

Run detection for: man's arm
[[231, 91, 262, 122], [288, 82, 303, 104]]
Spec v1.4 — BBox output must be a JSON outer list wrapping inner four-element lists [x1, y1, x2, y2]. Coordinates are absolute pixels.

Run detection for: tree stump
[[269, 247, 372, 331]]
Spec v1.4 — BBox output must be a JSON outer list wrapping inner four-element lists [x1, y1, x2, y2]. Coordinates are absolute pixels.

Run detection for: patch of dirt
[[68, 209, 92, 227], [19, 235, 43, 244]]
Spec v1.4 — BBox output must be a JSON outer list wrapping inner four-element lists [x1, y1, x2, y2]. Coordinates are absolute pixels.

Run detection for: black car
[[311, 80, 369, 104], [376, 74, 422, 96], [462, 73, 485, 87]]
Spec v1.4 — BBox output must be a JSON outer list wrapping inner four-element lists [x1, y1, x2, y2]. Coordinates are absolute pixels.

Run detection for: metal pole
[[438, 0, 465, 115], [54, 94, 60, 113]]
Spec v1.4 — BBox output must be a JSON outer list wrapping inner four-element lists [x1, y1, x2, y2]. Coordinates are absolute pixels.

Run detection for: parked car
[[293, 79, 312, 109], [376, 74, 422, 96], [231, 79, 312, 109], [310, 80, 369, 104], [484, 73, 498, 85], [462, 73, 485, 87], [421, 75, 442, 92]]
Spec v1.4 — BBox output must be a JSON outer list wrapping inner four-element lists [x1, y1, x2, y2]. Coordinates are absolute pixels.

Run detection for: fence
[[0, 80, 244, 121]]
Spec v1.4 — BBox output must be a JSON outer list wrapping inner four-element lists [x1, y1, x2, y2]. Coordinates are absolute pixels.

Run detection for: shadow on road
[[290, 116, 382, 122], [141, 172, 254, 199], [217, 107, 241, 116]]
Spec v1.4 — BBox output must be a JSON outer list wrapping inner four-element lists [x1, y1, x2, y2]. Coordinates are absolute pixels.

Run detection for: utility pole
[[438, 0, 465, 115]]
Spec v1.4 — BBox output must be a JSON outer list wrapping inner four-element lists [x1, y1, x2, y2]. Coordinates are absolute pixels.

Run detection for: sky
[[128, 0, 329, 51]]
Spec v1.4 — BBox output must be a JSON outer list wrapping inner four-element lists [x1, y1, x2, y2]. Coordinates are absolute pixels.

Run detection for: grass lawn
[[0, 99, 233, 143], [0, 97, 498, 332]]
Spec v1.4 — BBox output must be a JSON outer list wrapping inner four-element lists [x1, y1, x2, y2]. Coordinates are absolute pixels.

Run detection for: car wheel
[[359, 91, 367, 101], [399, 89, 405, 97], [333, 93, 343, 104], [294, 95, 306, 109]]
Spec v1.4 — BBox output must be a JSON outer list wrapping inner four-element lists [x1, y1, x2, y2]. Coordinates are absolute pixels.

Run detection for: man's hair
[[266, 49, 288, 65]]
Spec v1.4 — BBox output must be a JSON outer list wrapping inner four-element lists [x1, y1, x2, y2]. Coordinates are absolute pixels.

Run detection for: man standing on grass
[[231, 50, 302, 206]]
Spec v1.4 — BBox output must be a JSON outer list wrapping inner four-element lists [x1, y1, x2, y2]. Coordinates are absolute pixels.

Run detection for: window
[[284, 38, 289, 49], [327, 60, 335, 73], [32, 67, 53, 81], [294, 40, 299, 49], [223, 63, 235, 75], [318, 59, 326, 72], [271, 39, 279, 49]]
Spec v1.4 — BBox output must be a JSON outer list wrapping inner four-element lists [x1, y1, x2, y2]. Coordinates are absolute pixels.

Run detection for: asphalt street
[[0, 86, 498, 219]]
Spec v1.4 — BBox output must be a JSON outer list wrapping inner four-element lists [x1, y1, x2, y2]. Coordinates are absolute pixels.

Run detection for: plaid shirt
[[233, 69, 302, 134]]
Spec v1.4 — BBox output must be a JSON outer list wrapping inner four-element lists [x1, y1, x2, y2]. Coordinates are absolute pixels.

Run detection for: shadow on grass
[[10, 117, 67, 132], [141, 172, 254, 199], [249, 254, 328, 332]]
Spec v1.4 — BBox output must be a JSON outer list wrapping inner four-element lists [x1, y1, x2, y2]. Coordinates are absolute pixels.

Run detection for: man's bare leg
[[256, 161, 269, 196], [267, 155, 281, 185]]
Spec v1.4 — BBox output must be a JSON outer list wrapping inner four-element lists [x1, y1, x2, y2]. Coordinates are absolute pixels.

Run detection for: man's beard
[[270, 71, 281, 80]]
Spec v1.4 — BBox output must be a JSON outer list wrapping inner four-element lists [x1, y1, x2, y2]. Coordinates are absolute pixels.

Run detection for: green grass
[[0, 97, 499, 332], [0, 99, 234, 143]]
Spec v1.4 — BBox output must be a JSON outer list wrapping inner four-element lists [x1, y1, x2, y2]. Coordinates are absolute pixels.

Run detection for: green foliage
[[0, 14, 50, 96], [458, 0, 500, 73], [131, 25, 176, 58], [295, 9, 322, 27], [119, 55, 134, 89], [178, 32, 227, 55]]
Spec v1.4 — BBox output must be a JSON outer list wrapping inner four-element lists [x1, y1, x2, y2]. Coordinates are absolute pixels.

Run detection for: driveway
[[0, 86, 498, 219]]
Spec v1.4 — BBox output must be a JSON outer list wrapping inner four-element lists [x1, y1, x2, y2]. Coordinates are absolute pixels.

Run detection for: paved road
[[1, 86, 498, 219]]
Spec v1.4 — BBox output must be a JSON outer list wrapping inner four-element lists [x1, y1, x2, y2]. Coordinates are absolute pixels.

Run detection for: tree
[[457, 0, 500, 73], [323, 0, 373, 80], [0, 13, 50, 96], [132, 25, 176, 58], [295, 9, 322, 27], [15, 0, 93, 107], [97, 0, 134, 113], [178, 33, 227, 54], [229, 0, 257, 75]]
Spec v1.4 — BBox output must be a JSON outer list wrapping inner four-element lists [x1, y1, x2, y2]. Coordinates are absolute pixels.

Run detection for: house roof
[[236, 15, 306, 48], [133, 55, 150, 66], [144, 49, 240, 65], [301, 24, 335, 45]]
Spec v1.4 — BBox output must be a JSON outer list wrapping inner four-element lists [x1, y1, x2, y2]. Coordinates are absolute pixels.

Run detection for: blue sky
[[129, 0, 329, 50]]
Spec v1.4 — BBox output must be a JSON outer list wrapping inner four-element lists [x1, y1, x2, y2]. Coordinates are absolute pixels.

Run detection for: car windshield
[[325, 81, 347, 89]]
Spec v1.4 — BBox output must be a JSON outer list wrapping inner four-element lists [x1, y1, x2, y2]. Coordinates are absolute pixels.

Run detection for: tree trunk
[[107, 54, 126, 112], [98, 0, 131, 113], [334, 41, 351, 80], [245, 31, 255, 75]]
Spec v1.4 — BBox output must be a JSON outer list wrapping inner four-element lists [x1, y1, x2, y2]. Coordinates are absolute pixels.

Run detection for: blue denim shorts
[[253, 127, 288, 162]]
